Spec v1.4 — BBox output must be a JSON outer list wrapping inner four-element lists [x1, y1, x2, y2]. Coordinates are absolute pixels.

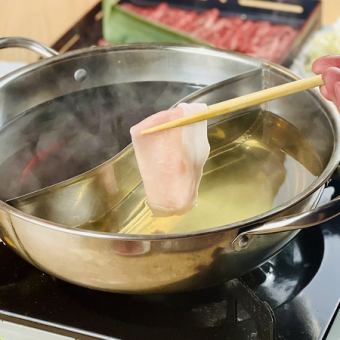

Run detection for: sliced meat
[[130, 103, 210, 216], [120, 2, 298, 62]]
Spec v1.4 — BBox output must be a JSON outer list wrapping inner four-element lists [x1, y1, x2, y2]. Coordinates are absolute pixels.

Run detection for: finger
[[335, 81, 340, 111], [320, 85, 332, 100], [322, 67, 340, 100], [312, 55, 340, 74]]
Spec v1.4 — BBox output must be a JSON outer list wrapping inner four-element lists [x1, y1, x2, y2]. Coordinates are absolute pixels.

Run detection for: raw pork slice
[[130, 103, 210, 216]]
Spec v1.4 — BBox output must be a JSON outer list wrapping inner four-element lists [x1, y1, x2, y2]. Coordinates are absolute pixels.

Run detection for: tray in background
[[103, 0, 321, 66], [51, 0, 321, 67]]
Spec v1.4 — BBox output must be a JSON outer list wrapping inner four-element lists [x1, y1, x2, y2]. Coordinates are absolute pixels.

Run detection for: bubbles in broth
[[83, 110, 322, 235]]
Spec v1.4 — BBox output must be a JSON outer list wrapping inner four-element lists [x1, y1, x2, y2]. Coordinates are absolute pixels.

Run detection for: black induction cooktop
[[0, 174, 339, 340]]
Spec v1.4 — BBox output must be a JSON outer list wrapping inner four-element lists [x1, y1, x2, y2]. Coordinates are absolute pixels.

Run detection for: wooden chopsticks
[[141, 75, 324, 135]]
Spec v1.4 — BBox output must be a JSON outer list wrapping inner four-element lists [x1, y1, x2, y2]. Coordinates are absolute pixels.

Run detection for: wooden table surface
[[0, 0, 338, 62], [0, 0, 99, 62]]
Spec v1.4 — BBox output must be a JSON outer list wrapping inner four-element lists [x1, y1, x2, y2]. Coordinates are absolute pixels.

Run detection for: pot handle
[[0, 37, 58, 58], [232, 195, 340, 251]]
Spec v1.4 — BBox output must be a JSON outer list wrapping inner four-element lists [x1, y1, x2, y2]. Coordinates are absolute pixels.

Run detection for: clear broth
[[83, 110, 323, 235]]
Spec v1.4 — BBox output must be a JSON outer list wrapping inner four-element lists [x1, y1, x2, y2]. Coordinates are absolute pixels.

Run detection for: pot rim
[[0, 43, 339, 240]]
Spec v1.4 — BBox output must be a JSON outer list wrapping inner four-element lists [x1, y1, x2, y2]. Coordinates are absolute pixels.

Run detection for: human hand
[[312, 55, 340, 111]]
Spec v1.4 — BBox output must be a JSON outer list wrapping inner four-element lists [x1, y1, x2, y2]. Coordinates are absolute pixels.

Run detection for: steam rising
[[0, 81, 199, 201]]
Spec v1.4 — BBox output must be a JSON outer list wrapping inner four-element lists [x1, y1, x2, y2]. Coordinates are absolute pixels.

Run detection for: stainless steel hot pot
[[0, 37, 339, 294]]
